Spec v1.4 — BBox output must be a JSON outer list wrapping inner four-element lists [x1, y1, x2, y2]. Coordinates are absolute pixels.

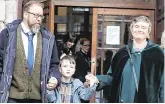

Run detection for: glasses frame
[[27, 11, 45, 19], [83, 45, 90, 47]]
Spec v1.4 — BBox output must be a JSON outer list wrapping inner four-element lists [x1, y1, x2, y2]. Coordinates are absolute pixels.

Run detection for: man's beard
[[30, 24, 40, 34]]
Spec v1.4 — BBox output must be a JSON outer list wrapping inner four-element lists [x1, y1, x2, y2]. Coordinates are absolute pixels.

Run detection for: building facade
[[0, 0, 18, 32]]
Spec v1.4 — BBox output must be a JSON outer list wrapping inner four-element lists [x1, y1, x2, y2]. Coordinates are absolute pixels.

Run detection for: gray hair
[[23, 1, 44, 12], [130, 16, 152, 37]]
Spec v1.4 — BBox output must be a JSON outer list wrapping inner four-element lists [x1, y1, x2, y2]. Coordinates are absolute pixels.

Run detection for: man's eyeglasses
[[27, 11, 44, 19]]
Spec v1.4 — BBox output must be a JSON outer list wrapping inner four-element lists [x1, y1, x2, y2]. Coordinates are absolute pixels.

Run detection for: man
[[0, 1, 61, 103], [73, 38, 91, 83], [86, 16, 164, 103]]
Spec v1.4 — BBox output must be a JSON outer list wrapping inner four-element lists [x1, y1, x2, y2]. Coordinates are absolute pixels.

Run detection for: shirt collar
[[81, 49, 87, 55], [21, 22, 31, 34], [61, 78, 74, 85]]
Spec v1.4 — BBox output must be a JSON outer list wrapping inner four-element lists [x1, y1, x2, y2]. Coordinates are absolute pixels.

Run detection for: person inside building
[[103, 50, 113, 75], [96, 50, 113, 75], [59, 32, 77, 59], [47, 55, 97, 103], [102, 50, 113, 103], [73, 38, 91, 103], [73, 38, 91, 83], [86, 16, 164, 103], [0, 1, 61, 103]]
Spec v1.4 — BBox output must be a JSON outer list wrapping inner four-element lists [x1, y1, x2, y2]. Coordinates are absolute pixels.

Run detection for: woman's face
[[131, 21, 150, 41], [66, 41, 74, 48]]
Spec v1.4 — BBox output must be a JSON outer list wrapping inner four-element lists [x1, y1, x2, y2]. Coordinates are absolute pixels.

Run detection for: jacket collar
[[127, 39, 156, 52], [40, 25, 54, 40], [6, 19, 53, 39]]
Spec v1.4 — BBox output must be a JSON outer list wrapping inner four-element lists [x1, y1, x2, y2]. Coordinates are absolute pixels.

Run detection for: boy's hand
[[84, 81, 90, 88], [47, 77, 58, 90], [85, 74, 99, 87]]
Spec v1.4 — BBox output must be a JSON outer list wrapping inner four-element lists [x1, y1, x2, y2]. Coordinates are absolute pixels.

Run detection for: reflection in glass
[[97, 15, 136, 49]]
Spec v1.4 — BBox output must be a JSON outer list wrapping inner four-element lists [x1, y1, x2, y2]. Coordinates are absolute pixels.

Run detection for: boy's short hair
[[60, 55, 76, 66]]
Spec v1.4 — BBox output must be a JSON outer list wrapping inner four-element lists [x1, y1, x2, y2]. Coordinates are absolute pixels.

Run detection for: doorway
[[52, 6, 92, 58]]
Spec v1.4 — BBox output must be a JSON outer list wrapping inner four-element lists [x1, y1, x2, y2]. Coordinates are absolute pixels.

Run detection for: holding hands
[[85, 74, 99, 87], [47, 77, 58, 90]]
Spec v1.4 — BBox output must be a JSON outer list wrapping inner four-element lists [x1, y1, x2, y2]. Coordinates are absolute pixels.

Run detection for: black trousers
[[8, 98, 41, 103]]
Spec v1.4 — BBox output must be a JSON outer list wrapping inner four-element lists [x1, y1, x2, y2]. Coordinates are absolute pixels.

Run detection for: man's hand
[[47, 77, 58, 90]]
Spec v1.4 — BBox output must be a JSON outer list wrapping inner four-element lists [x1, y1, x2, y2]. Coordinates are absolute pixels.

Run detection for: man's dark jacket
[[97, 40, 164, 103], [0, 19, 61, 103]]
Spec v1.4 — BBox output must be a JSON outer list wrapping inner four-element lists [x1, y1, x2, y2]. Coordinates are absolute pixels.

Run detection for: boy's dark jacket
[[97, 40, 164, 103], [0, 19, 61, 103]]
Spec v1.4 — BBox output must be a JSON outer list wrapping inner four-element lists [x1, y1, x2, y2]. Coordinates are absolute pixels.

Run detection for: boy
[[47, 55, 97, 103]]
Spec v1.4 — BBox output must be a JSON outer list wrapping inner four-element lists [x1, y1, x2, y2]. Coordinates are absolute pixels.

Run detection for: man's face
[[131, 21, 150, 41], [24, 4, 43, 33], [81, 40, 90, 53], [60, 60, 76, 78]]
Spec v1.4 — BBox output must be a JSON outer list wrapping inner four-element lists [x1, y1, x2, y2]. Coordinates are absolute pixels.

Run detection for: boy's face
[[60, 60, 76, 78]]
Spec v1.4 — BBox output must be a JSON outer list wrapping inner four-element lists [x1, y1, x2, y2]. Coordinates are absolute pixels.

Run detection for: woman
[[59, 32, 77, 59], [86, 16, 164, 103]]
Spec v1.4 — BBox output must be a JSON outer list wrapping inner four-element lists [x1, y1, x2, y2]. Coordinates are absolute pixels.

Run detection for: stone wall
[[0, 0, 18, 32]]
